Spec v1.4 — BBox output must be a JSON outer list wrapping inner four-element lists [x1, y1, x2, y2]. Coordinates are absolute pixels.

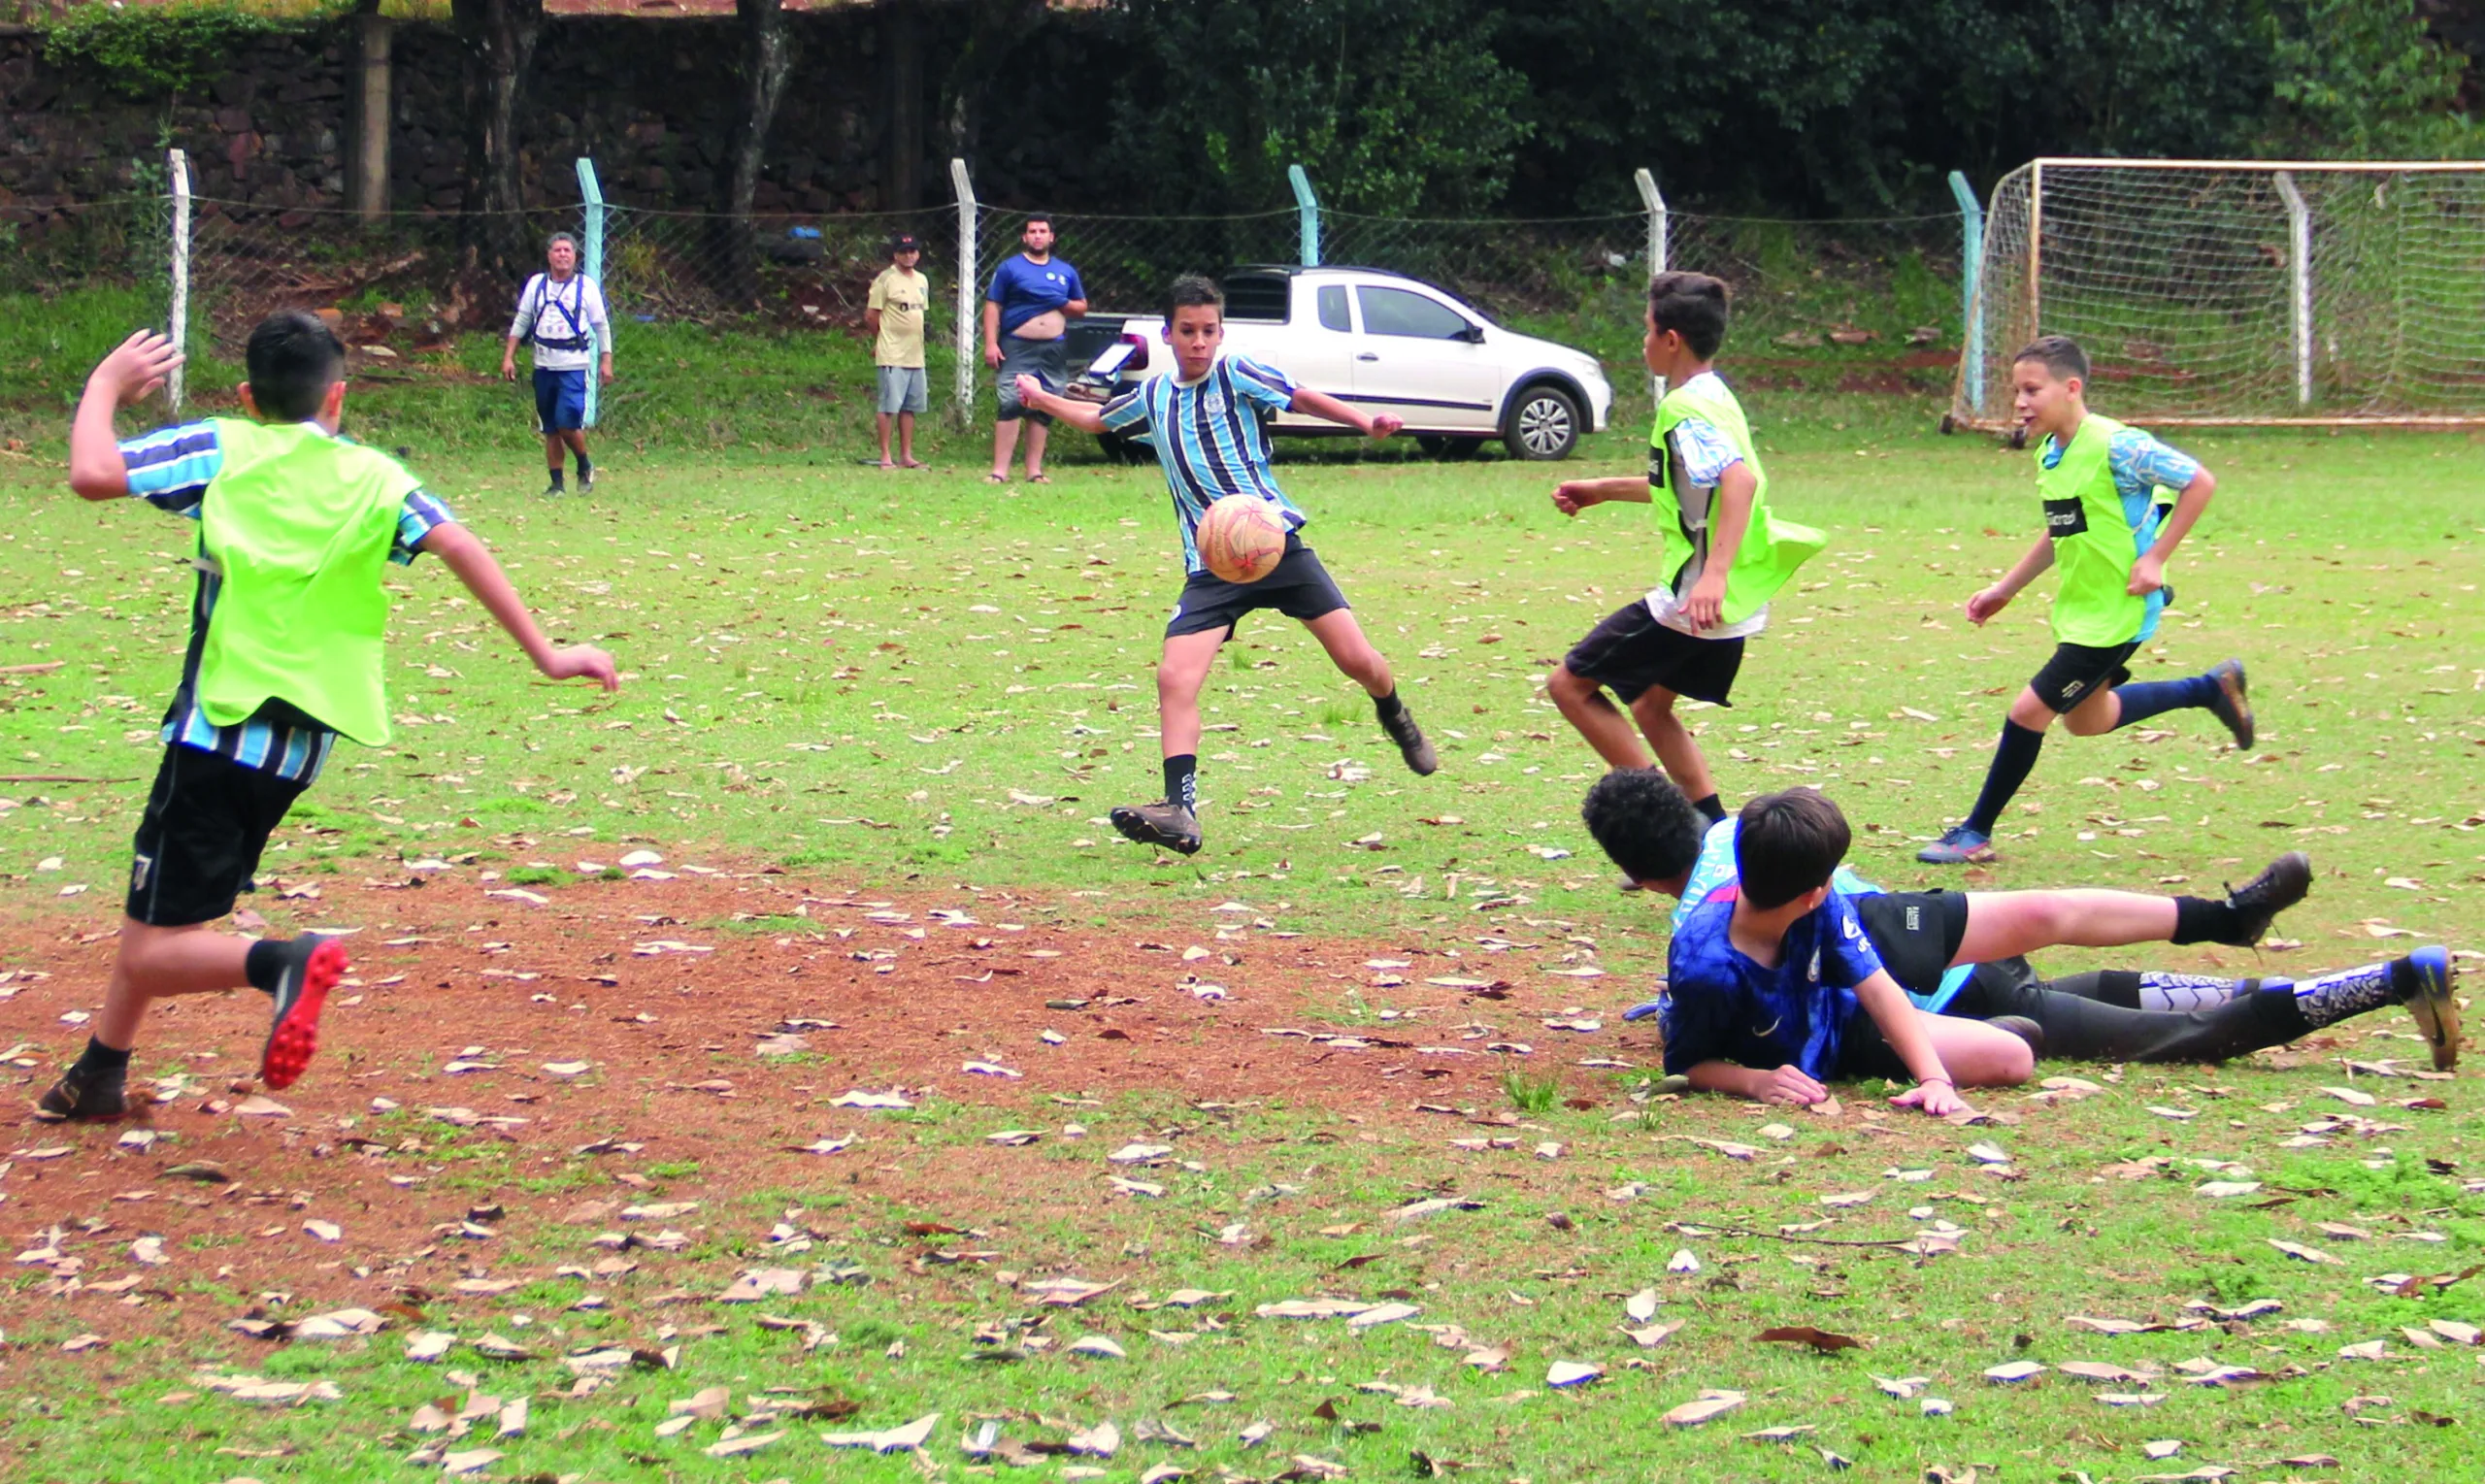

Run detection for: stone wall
[[0, 10, 1095, 231]]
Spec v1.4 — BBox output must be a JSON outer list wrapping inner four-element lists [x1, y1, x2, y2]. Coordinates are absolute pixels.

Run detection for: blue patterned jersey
[[1098, 356, 1307, 575], [1662, 885, 1887, 1078]]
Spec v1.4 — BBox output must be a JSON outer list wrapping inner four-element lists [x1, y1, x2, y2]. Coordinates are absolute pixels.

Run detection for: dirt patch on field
[[0, 870, 1648, 1354]]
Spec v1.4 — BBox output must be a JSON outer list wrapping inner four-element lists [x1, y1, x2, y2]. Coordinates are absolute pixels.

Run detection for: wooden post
[[881, 0, 924, 209], [350, 6, 393, 222]]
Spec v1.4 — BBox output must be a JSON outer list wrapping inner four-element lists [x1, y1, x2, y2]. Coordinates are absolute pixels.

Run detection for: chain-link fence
[[2, 194, 169, 318]]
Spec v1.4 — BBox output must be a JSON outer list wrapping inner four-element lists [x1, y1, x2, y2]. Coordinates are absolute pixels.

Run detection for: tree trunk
[[880, 0, 925, 210], [717, 0, 796, 305], [451, 0, 544, 277], [348, 0, 393, 224], [939, 0, 1045, 164]]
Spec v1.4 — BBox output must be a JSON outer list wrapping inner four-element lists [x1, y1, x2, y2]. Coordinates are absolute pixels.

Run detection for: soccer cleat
[[33, 1063, 128, 1123], [578, 466, 596, 494], [1986, 1014, 2046, 1059], [2215, 850, 2311, 946], [541, 480, 565, 498], [2400, 945, 2460, 1072], [258, 935, 348, 1091], [1110, 801, 1202, 856], [1380, 705, 1439, 776], [2203, 657, 2254, 749], [1916, 825, 1996, 865]]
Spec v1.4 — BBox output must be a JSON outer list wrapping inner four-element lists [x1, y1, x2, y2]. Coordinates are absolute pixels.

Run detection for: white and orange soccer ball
[[1197, 494, 1286, 584]]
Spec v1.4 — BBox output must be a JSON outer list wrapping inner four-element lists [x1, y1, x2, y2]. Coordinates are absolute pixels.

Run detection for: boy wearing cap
[[866, 235, 931, 469]]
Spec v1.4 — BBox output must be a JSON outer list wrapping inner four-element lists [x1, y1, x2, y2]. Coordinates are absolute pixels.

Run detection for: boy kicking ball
[[1010, 274, 1435, 856], [1920, 335, 2251, 864], [37, 316, 619, 1122]]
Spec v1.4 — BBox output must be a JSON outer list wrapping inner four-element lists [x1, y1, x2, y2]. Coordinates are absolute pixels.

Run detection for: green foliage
[[2262, 0, 2485, 157], [41, 1, 336, 101], [1500, 1067, 1560, 1115]]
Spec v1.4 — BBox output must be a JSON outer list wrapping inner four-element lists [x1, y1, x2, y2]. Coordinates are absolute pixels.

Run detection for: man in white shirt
[[502, 233, 613, 496]]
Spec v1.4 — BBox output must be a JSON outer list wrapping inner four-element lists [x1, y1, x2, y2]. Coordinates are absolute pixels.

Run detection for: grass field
[[2, 378, 2481, 1481]]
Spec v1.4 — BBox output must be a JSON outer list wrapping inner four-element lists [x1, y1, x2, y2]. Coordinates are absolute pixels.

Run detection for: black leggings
[[1947, 962, 2311, 1065]]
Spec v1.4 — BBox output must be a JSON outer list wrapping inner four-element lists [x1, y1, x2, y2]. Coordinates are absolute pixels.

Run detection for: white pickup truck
[[1072, 265, 1613, 460]]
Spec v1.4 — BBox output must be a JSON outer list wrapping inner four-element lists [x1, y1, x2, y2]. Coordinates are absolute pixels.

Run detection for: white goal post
[[1948, 157, 2485, 431]]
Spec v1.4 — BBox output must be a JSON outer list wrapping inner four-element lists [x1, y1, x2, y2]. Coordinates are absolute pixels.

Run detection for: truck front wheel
[[1504, 383, 1581, 460]]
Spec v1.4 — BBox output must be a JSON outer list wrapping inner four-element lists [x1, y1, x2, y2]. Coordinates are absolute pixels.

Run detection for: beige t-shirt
[[867, 266, 929, 369]]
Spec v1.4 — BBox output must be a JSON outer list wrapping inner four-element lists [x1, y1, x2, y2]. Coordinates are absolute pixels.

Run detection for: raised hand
[[89, 330, 184, 408]]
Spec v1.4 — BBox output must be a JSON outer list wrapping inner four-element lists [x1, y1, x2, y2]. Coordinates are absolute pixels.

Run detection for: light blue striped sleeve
[[391, 489, 458, 565], [118, 420, 223, 513], [1228, 357, 1299, 412], [1098, 384, 1153, 435]]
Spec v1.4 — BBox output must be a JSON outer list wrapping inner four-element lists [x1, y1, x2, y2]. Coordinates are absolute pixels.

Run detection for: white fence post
[[1634, 167, 1668, 405], [950, 156, 977, 426], [2272, 170, 2312, 407], [168, 148, 191, 413]]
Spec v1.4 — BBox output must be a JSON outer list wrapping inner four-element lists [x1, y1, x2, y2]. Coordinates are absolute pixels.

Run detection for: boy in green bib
[[37, 313, 619, 1122], [1548, 272, 1823, 827], [1919, 336, 2252, 865]]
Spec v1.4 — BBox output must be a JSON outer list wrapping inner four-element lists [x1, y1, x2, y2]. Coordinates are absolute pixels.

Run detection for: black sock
[[245, 938, 287, 996], [1963, 720, 2045, 836], [547, 467, 565, 488], [1163, 753, 1198, 811], [1374, 689, 1407, 724], [577, 453, 593, 478], [1691, 793, 1727, 826], [74, 1037, 131, 1076], [2169, 895, 2236, 946]]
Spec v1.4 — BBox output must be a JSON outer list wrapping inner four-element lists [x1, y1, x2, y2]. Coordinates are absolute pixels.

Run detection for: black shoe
[[34, 1063, 127, 1123], [1110, 801, 1202, 856], [258, 936, 348, 1091], [1380, 705, 1439, 776], [1986, 1015, 2045, 1059], [578, 466, 595, 494], [2204, 658, 2254, 749], [2217, 850, 2311, 946], [542, 480, 565, 498]]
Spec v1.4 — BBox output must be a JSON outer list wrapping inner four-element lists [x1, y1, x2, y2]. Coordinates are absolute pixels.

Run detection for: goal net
[[1949, 158, 2485, 430]]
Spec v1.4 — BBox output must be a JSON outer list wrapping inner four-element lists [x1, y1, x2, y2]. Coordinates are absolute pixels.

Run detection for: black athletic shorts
[[1854, 889, 1971, 999], [1561, 600, 1743, 707], [124, 744, 309, 927], [1166, 533, 1349, 639], [2029, 639, 2141, 713]]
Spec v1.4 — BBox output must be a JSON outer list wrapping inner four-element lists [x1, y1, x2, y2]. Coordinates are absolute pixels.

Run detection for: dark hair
[[1733, 789, 1852, 910], [1164, 273, 1224, 324], [1647, 271, 1731, 360], [2013, 334, 2089, 382], [1023, 214, 1053, 232], [245, 310, 346, 422], [1580, 769, 1706, 885]]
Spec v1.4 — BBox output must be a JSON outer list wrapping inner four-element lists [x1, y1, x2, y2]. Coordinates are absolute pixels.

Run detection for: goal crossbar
[[1949, 158, 2485, 432]]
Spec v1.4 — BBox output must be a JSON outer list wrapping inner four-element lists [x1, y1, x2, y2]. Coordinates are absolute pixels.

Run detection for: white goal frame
[[1948, 157, 2485, 431]]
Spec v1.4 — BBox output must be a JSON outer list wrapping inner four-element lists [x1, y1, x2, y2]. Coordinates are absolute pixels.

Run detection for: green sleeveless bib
[[2035, 412, 2149, 647], [195, 418, 418, 747], [1649, 377, 1825, 625]]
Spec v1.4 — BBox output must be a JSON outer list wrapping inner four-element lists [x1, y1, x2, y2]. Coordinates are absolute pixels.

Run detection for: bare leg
[[560, 428, 589, 465], [1952, 889, 2180, 967], [2059, 682, 2120, 737], [541, 432, 565, 481], [1301, 609, 1395, 698], [1548, 665, 1654, 770], [991, 418, 1022, 478], [897, 411, 917, 466], [1156, 628, 1227, 760], [93, 918, 253, 1052], [1022, 419, 1051, 478], [1918, 1011, 2035, 1088], [1629, 685, 1718, 803], [877, 412, 896, 467]]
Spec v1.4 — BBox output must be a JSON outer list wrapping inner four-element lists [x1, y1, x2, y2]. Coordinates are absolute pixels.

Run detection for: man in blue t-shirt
[[981, 214, 1087, 486], [1010, 274, 1438, 860], [1579, 772, 2461, 1092]]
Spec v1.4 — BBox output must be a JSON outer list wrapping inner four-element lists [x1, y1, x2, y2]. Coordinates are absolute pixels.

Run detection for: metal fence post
[[1288, 164, 1320, 267], [950, 157, 977, 425], [576, 157, 606, 428], [168, 148, 191, 413], [1947, 171, 1983, 416], [2271, 170, 2311, 407], [1634, 167, 1667, 405]]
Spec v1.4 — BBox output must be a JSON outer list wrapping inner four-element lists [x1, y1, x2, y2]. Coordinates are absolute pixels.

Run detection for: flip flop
[[900, 458, 927, 470], [1027, 473, 1053, 485], [982, 472, 1010, 484]]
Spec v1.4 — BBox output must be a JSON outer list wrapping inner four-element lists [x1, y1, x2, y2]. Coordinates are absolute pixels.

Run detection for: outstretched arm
[[70, 331, 184, 500], [414, 522, 619, 691], [1288, 386, 1400, 440], [1853, 970, 1967, 1116], [1012, 375, 1110, 436], [1686, 1059, 1828, 1105]]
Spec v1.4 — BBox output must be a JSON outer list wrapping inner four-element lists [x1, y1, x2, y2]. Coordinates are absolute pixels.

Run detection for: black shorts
[[1854, 889, 1971, 998], [1833, 1008, 1914, 1082], [1560, 601, 1743, 707], [1166, 534, 1349, 639], [124, 744, 309, 927], [2029, 639, 2141, 713]]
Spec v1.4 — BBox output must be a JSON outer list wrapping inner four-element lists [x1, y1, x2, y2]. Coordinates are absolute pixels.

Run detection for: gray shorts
[[876, 364, 928, 415], [996, 333, 1067, 423]]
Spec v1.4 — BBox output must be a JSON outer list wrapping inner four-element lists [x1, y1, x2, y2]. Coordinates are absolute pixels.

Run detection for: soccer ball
[[1197, 494, 1286, 584]]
